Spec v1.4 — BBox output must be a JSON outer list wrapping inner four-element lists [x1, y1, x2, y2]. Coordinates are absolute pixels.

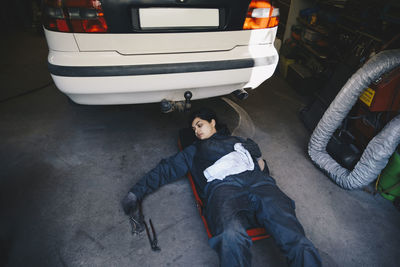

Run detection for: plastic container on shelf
[[279, 56, 295, 78], [377, 148, 400, 201]]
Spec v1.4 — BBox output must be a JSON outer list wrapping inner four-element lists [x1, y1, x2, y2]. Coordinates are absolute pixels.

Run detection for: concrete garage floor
[[1, 31, 400, 267]]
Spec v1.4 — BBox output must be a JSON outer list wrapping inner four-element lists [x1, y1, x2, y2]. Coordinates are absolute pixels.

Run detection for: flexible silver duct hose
[[308, 49, 400, 189]]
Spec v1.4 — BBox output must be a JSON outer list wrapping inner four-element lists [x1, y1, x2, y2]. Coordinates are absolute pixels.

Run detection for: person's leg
[[208, 215, 252, 267], [250, 183, 322, 267], [206, 185, 253, 267]]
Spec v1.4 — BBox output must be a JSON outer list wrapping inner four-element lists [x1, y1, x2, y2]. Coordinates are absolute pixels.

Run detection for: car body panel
[[47, 44, 274, 67], [73, 28, 276, 55], [44, 30, 79, 52], [47, 37, 278, 104], [43, 0, 279, 105], [100, 0, 251, 33], [52, 65, 276, 105]]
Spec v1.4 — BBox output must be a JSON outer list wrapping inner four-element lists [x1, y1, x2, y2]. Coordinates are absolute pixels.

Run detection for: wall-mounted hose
[[308, 49, 400, 189]]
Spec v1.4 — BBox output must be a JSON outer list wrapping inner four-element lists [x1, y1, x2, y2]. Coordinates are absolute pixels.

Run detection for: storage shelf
[[300, 42, 329, 59], [297, 17, 329, 36]]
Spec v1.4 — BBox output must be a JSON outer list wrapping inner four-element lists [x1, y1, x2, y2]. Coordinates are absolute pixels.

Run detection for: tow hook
[[160, 91, 193, 113], [184, 91, 192, 111]]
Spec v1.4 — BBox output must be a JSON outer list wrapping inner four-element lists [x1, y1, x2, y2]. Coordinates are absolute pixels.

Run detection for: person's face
[[191, 117, 217, 140]]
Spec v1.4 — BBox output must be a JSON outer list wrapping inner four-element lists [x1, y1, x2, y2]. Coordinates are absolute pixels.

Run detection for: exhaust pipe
[[232, 89, 249, 100]]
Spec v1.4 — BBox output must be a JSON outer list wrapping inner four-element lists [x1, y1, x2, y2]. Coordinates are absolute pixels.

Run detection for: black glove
[[121, 192, 145, 234], [121, 192, 138, 215], [243, 138, 262, 159]]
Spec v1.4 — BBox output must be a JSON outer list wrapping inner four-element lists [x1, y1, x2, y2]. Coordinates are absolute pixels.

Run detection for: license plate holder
[[134, 8, 220, 31]]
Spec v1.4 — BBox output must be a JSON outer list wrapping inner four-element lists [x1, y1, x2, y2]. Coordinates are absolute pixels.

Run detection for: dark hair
[[189, 107, 230, 135]]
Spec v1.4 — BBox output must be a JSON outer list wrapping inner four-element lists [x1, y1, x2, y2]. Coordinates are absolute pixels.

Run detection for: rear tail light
[[42, 0, 108, 33], [243, 0, 279, 30]]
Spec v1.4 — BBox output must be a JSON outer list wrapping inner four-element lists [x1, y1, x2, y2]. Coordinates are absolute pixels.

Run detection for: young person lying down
[[122, 107, 321, 267]]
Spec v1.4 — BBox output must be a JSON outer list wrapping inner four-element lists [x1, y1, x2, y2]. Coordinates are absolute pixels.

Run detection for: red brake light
[[243, 0, 279, 30], [43, 0, 108, 33]]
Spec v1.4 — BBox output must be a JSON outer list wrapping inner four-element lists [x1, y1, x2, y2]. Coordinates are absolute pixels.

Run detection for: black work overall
[[131, 133, 322, 267]]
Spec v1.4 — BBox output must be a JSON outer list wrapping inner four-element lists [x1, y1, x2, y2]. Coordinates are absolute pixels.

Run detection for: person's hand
[[243, 138, 262, 159], [261, 159, 270, 176], [121, 192, 145, 234], [121, 192, 138, 215]]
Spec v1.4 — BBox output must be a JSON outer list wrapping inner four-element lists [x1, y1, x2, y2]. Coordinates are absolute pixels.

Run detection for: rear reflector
[[243, 0, 279, 30], [43, 0, 108, 33]]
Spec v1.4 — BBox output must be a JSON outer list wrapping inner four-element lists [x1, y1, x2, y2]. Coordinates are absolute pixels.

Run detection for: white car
[[43, 0, 279, 105]]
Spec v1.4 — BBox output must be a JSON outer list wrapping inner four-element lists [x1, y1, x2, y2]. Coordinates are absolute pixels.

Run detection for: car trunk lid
[[73, 29, 275, 54], [72, 0, 278, 54]]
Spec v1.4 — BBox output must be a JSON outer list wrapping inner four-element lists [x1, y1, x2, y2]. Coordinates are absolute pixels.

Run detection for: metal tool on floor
[[129, 201, 145, 235], [129, 213, 144, 235], [144, 219, 161, 252], [129, 202, 161, 252]]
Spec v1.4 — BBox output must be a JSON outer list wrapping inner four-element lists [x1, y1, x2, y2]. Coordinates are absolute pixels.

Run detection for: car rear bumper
[[48, 43, 278, 104], [48, 56, 276, 77]]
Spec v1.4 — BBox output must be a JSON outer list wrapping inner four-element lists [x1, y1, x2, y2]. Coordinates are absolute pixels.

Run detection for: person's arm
[[121, 145, 196, 234], [242, 138, 269, 173], [129, 145, 196, 201]]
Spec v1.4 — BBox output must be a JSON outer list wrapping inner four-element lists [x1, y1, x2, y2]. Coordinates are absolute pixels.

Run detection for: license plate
[[138, 8, 219, 30]]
